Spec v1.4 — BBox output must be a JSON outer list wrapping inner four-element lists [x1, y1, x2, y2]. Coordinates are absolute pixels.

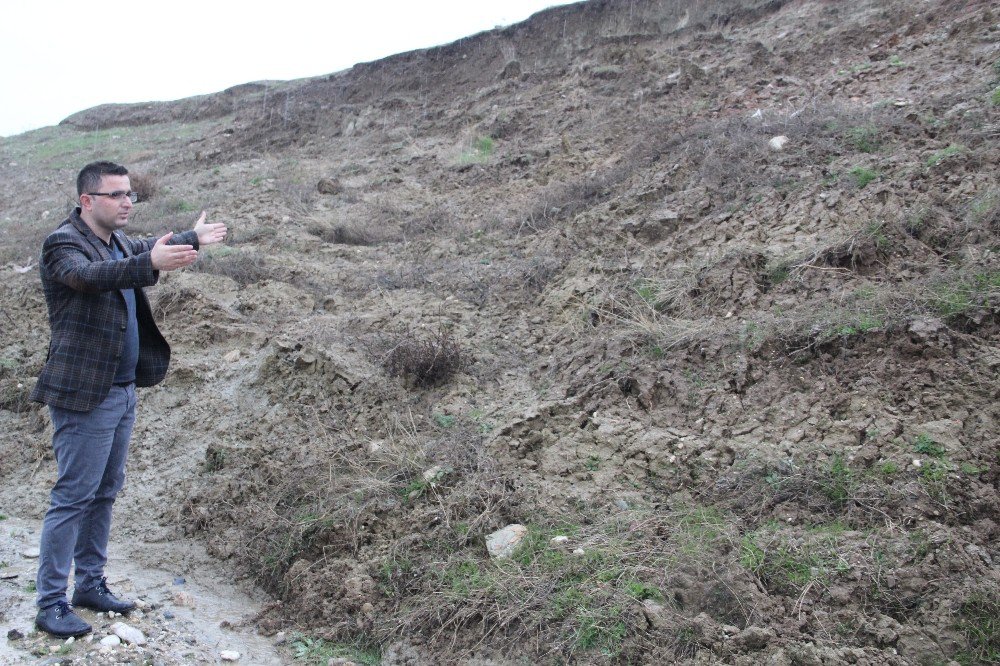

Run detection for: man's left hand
[[193, 211, 227, 246]]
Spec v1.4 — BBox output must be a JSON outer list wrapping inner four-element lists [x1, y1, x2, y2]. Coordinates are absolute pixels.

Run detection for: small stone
[[224, 350, 241, 362], [642, 600, 670, 630], [912, 459, 922, 467], [111, 622, 146, 645], [274, 631, 287, 645], [368, 440, 384, 454], [422, 466, 449, 483], [100, 635, 122, 647], [361, 602, 374, 614], [485, 524, 529, 558], [220, 650, 241, 661], [7, 629, 24, 641], [22, 546, 40, 558], [769, 135, 789, 151], [173, 577, 186, 585], [551, 535, 570, 544], [572, 548, 586, 556], [733, 626, 775, 650], [172, 590, 196, 607]]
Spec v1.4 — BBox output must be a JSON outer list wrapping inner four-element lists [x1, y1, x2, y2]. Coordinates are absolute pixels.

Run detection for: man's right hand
[[150, 232, 198, 271]]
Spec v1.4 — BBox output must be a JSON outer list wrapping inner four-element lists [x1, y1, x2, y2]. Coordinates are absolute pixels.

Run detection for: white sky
[[0, 0, 577, 138]]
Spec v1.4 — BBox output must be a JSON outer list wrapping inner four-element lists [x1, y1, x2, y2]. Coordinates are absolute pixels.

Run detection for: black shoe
[[71, 577, 136, 614], [35, 601, 92, 638]]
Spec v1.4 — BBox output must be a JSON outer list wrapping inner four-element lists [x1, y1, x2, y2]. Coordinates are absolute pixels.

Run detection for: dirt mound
[[1, 0, 998, 664]]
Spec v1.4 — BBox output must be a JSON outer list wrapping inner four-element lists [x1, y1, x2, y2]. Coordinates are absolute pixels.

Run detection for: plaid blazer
[[30, 208, 200, 412]]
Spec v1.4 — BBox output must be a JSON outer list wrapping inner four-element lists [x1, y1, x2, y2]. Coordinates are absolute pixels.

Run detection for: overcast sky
[[0, 0, 577, 138]]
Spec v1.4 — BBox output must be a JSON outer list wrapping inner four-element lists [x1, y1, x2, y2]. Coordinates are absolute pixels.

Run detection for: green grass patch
[[459, 136, 496, 164], [926, 144, 963, 168], [849, 166, 878, 188], [432, 413, 456, 428], [930, 271, 1000, 319], [913, 433, 946, 458], [290, 633, 381, 665], [846, 125, 880, 153]]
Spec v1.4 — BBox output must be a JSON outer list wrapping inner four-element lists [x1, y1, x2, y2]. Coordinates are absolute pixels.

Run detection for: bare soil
[[1, 0, 998, 664]]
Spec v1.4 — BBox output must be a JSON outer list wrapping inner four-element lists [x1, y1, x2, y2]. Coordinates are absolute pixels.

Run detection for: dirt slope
[[1, 0, 998, 664]]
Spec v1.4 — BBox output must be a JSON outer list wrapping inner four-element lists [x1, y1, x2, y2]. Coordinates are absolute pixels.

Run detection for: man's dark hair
[[77, 161, 129, 196]]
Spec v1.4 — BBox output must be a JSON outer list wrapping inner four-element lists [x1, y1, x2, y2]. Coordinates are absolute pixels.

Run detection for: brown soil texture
[[2, 0, 999, 664]]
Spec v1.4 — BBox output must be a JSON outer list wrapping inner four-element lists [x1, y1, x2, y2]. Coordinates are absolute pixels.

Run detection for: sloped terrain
[[1, 0, 998, 664]]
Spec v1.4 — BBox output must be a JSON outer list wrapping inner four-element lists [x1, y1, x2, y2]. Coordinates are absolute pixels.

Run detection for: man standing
[[29, 161, 227, 637]]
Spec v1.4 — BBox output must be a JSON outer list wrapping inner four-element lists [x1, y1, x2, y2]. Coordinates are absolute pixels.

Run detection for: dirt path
[[0, 515, 289, 665]]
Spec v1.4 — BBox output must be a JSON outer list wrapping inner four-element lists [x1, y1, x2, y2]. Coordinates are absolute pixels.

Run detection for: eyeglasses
[[87, 190, 138, 203]]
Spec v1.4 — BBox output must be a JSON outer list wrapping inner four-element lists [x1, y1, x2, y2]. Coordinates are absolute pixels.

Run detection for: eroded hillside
[[1, 0, 998, 664]]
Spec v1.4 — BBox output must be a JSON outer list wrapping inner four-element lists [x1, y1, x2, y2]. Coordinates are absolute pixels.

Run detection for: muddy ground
[[1, 0, 998, 664]]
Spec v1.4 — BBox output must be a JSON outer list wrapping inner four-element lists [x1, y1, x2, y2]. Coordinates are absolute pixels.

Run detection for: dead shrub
[[190, 249, 271, 287], [128, 172, 158, 202], [307, 220, 377, 246], [401, 203, 458, 239], [382, 327, 463, 387]]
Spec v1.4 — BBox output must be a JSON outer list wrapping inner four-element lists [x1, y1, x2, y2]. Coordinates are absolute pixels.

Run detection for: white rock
[[224, 349, 242, 362], [220, 650, 241, 661], [22, 546, 40, 558], [111, 622, 146, 645], [573, 548, 586, 556], [65, 637, 75, 645], [100, 635, 122, 647], [912, 459, 922, 468], [769, 135, 789, 151], [551, 535, 570, 544], [485, 524, 529, 558], [422, 466, 446, 483], [368, 440, 384, 454]]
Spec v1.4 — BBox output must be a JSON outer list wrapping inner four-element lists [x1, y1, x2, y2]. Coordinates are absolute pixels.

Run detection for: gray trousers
[[36, 384, 135, 609]]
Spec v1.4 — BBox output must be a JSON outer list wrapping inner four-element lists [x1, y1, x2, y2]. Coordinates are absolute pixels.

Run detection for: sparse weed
[[849, 166, 878, 188], [821, 455, 855, 508], [954, 591, 1000, 664], [929, 271, 1000, 320], [926, 144, 963, 168], [878, 461, 899, 477], [847, 125, 880, 153]]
